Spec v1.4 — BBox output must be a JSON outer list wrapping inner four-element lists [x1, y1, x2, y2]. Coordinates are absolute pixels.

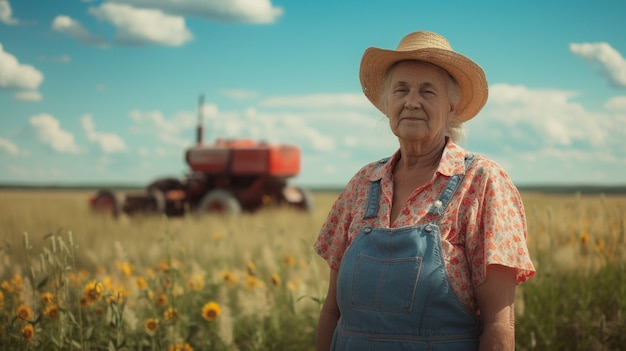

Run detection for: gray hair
[[379, 60, 466, 143]]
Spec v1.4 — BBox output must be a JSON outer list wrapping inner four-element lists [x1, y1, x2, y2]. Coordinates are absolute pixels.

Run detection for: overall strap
[[363, 158, 389, 219], [427, 154, 477, 218]]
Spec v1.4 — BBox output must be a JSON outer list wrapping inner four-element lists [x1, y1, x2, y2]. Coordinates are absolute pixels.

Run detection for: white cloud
[[89, 3, 192, 47], [605, 96, 626, 111], [81, 114, 127, 153], [463, 83, 626, 184], [0, 43, 44, 90], [29, 114, 81, 154], [129, 109, 197, 147], [0, 0, 19, 25], [570, 42, 626, 88], [0, 137, 18, 155], [107, 0, 283, 24], [478, 84, 610, 147], [14, 90, 42, 101], [52, 15, 108, 47]]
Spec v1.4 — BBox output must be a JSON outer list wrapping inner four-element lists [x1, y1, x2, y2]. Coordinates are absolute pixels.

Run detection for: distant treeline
[[2, 183, 626, 195]]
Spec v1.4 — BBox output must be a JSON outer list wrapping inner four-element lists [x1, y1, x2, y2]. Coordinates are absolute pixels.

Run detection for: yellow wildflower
[[11, 274, 23, 291], [287, 278, 302, 292], [594, 239, 605, 253], [1, 280, 12, 293], [212, 231, 222, 240], [283, 255, 296, 267], [22, 324, 34, 341], [201, 302, 221, 322], [164, 307, 179, 321], [246, 261, 256, 275], [168, 342, 194, 351], [116, 261, 133, 277], [155, 293, 168, 307], [83, 280, 104, 304], [16, 304, 32, 322], [44, 305, 59, 320], [187, 274, 204, 291], [581, 232, 590, 246], [41, 292, 56, 305], [137, 277, 148, 289], [270, 273, 281, 287], [220, 270, 238, 287], [245, 275, 264, 290], [144, 318, 159, 336]]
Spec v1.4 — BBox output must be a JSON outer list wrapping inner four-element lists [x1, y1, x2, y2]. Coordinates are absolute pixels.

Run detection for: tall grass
[[0, 190, 625, 350]]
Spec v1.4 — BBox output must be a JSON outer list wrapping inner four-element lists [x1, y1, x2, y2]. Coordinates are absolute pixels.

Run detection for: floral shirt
[[314, 140, 536, 315]]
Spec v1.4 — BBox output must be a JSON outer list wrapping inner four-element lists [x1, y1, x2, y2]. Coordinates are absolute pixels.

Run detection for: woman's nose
[[404, 91, 422, 109]]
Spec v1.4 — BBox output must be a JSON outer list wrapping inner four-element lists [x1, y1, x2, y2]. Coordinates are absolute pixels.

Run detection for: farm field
[[0, 189, 625, 350]]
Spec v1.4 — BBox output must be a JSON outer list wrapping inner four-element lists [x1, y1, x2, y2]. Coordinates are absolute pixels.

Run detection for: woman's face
[[385, 61, 454, 144]]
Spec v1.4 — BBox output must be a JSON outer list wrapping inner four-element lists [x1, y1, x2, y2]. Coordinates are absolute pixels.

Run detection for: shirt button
[[425, 225, 433, 232], [434, 200, 443, 208], [364, 227, 372, 234]]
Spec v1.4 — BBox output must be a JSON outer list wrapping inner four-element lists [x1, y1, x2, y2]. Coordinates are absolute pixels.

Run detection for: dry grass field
[[0, 189, 625, 350]]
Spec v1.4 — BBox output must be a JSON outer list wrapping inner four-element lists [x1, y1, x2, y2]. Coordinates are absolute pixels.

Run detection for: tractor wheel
[[282, 186, 314, 212], [91, 190, 121, 218], [197, 189, 241, 216], [149, 189, 166, 214]]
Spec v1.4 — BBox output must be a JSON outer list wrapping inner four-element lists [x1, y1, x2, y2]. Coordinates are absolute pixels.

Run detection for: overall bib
[[332, 155, 481, 351]]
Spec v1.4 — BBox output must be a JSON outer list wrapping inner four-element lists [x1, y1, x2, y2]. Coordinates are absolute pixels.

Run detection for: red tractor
[[89, 96, 312, 217]]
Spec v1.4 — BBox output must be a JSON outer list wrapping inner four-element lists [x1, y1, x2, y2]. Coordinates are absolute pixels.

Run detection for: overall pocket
[[350, 254, 422, 313]]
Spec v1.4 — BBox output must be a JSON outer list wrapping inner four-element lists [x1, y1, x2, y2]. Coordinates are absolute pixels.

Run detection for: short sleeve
[[465, 160, 536, 287], [313, 180, 357, 271]]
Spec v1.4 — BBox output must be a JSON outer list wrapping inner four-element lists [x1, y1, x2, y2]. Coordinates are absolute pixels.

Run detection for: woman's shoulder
[[464, 153, 519, 192]]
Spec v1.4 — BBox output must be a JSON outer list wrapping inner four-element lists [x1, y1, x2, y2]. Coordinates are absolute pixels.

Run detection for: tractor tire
[[91, 189, 122, 218], [282, 186, 314, 212], [197, 189, 241, 216], [149, 189, 166, 214]]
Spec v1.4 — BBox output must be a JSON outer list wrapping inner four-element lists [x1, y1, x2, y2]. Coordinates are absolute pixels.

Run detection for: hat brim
[[359, 47, 488, 122]]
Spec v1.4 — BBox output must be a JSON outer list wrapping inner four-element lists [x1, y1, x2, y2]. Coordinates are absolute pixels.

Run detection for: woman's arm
[[316, 268, 340, 351], [475, 264, 517, 351]]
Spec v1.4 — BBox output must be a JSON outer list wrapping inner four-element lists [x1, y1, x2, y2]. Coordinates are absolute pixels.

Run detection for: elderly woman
[[314, 31, 536, 351]]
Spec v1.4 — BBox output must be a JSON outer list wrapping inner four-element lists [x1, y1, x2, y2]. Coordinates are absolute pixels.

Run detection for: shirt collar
[[365, 139, 468, 182]]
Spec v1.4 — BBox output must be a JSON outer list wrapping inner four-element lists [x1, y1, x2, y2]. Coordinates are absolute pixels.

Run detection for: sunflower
[[44, 304, 59, 320], [201, 302, 221, 322], [144, 318, 159, 336], [155, 293, 168, 307], [136, 277, 148, 289], [83, 280, 104, 304], [220, 270, 238, 287], [270, 273, 281, 287], [283, 254, 296, 267], [16, 304, 32, 322], [40, 292, 56, 305], [168, 342, 194, 351], [245, 275, 264, 290], [164, 307, 179, 321], [246, 261, 256, 275], [22, 324, 34, 341], [187, 274, 204, 291]]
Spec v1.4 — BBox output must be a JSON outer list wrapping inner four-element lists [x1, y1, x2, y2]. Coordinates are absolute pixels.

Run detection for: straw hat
[[359, 31, 488, 122]]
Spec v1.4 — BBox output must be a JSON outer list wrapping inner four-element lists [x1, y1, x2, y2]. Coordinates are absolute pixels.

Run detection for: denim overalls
[[331, 155, 481, 351]]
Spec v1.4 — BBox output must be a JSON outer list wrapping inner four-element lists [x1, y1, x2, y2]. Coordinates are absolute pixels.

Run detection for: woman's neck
[[396, 137, 447, 171]]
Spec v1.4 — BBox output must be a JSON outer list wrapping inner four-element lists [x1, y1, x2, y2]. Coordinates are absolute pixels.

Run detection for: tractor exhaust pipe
[[196, 94, 204, 144]]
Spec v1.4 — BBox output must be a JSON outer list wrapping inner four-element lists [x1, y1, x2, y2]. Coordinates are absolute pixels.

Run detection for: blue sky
[[1, 0, 625, 188]]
